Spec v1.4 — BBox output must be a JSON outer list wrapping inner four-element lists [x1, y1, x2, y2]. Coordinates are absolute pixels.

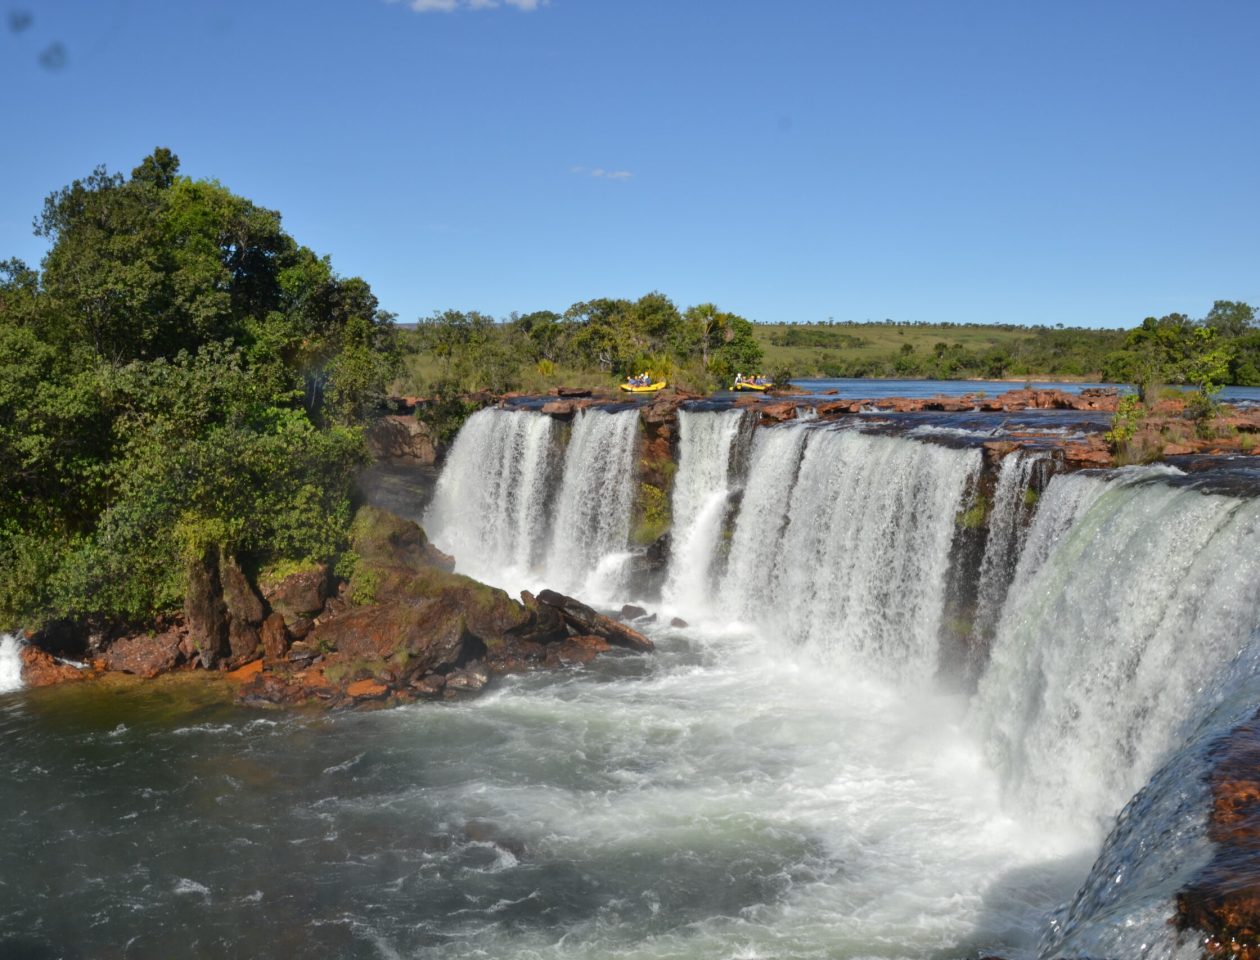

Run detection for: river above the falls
[[0, 623, 1099, 960]]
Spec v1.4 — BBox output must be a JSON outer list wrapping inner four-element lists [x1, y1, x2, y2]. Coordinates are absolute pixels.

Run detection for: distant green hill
[[752, 321, 1128, 380]]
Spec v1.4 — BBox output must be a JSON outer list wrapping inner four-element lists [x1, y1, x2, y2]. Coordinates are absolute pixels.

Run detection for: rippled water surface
[[0, 629, 1093, 960]]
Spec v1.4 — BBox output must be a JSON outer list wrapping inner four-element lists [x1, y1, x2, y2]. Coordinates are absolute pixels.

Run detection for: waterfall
[[972, 468, 1260, 838], [424, 408, 558, 584], [426, 406, 638, 595], [719, 423, 811, 619], [662, 409, 747, 614], [546, 407, 640, 595], [0, 634, 23, 693], [721, 426, 981, 680], [971, 450, 1048, 649]]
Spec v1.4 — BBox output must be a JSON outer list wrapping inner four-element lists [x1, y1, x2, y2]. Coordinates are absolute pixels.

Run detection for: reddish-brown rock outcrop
[[19, 646, 87, 687], [101, 627, 185, 679], [1176, 710, 1260, 958]]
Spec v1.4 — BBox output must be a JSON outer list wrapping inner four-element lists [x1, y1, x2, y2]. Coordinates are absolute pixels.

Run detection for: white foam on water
[[0, 634, 23, 693]]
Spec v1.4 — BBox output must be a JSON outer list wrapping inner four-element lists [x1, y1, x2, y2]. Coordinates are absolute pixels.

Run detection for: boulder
[[227, 620, 261, 665], [260, 613, 290, 662], [349, 506, 456, 574], [620, 604, 648, 621], [19, 645, 86, 687], [546, 635, 612, 666], [534, 590, 654, 652], [310, 595, 469, 682], [410, 673, 446, 697], [102, 628, 184, 679], [260, 564, 329, 627], [516, 591, 570, 645], [184, 548, 229, 669], [445, 663, 490, 693], [540, 399, 578, 417], [670, 617, 689, 628], [220, 557, 265, 626], [760, 401, 798, 423]]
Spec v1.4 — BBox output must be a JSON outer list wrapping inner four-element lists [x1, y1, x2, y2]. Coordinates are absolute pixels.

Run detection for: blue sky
[[3, 0, 1257, 328]]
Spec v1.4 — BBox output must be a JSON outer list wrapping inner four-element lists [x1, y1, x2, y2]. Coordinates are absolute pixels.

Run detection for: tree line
[[402, 296, 768, 397], [0, 149, 397, 632]]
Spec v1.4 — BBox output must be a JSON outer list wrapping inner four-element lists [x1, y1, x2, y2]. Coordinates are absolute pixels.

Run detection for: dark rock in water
[[626, 532, 671, 597], [260, 613, 289, 662], [555, 386, 592, 398], [619, 604, 648, 621], [19, 645, 86, 687], [535, 589, 654, 652], [516, 591, 570, 645], [1176, 708, 1260, 958], [102, 628, 184, 679], [261, 564, 329, 628], [546, 635, 612, 666], [463, 819, 527, 859], [445, 663, 490, 693], [410, 673, 446, 697], [670, 617, 689, 628], [185, 547, 229, 669]]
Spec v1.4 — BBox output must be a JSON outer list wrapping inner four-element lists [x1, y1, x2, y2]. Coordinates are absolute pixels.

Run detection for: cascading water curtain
[[721, 426, 981, 681]]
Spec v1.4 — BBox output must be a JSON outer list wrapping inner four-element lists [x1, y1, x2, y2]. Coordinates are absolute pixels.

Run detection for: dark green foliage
[[405, 294, 766, 393], [0, 149, 394, 631]]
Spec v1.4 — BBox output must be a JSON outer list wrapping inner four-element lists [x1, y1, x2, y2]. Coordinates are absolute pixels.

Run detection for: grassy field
[[751, 321, 1125, 380]]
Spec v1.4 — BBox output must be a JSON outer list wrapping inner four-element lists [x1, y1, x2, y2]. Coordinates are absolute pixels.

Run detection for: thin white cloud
[[570, 165, 634, 181], [396, 0, 545, 12]]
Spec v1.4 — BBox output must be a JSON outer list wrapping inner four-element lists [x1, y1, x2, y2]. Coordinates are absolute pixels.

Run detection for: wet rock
[[346, 679, 389, 700], [225, 659, 264, 683], [515, 590, 570, 646], [535, 589, 655, 652], [540, 399, 578, 417], [670, 617, 689, 628], [410, 673, 446, 697], [619, 604, 648, 621], [1176, 709, 1260, 958], [760, 401, 798, 423], [446, 663, 490, 693], [19, 645, 86, 687], [103, 627, 184, 679], [546, 635, 612, 666], [260, 613, 290, 662]]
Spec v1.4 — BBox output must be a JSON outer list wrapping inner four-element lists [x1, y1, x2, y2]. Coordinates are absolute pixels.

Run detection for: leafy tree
[[0, 149, 395, 632], [1202, 300, 1257, 339]]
